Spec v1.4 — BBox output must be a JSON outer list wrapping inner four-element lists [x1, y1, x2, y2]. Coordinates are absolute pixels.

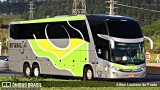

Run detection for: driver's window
[[96, 44, 109, 60]]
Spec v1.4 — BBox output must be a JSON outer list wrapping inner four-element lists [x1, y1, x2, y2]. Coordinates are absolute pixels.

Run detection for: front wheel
[[83, 66, 94, 81], [32, 64, 40, 77]]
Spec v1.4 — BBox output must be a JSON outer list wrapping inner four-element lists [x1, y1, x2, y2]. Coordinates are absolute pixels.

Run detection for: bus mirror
[[144, 36, 154, 49], [97, 34, 115, 49]]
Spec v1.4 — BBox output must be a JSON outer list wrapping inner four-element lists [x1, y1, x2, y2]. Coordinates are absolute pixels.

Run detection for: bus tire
[[32, 64, 40, 77], [23, 64, 32, 78], [83, 66, 94, 81]]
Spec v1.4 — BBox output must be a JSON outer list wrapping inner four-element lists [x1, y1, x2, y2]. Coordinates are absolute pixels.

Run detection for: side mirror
[[97, 34, 115, 49], [144, 36, 154, 49]]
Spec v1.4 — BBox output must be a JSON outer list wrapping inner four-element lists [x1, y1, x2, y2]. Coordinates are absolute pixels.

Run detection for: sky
[[1, 0, 6, 2]]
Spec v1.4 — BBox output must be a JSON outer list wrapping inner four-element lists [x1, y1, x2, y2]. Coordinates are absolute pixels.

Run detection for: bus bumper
[[108, 68, 146, 79]]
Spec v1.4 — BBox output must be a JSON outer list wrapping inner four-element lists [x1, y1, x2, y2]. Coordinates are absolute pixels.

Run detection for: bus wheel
[[23, 64, 32, 78], [32, 64, 40, 77], [83, 66, 94, 81]]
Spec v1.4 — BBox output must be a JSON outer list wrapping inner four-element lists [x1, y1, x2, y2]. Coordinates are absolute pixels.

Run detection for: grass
[[1, 15, 22, 24], [40, 87, 160, 90], [0, 76, 79, 82], [0, 86, 160, 90], [0, 76, 160, 90]]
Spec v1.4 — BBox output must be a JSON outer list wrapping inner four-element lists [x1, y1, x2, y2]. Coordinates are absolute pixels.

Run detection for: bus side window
[[70, 21, 90, 42], [47, 22, 69, 39], [104, 50, 108, 60], [10, 24, 18, 39], [26, 24, 35, 39], [96, 44, 109, 60], [17, 24, 27, 39], [96, 45, 103, 59]]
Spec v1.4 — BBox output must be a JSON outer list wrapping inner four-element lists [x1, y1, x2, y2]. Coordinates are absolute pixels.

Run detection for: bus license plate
[[128, 74, 135, 78]]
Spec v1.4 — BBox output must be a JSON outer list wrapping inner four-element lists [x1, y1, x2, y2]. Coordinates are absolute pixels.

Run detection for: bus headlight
[[110, 66, 121, 71], [115, 67, 120, 71], [112, 72, 118, 76], [141, 67, 146, 71]]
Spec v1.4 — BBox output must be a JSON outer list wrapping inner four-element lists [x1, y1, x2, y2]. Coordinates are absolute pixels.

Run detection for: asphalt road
[[0, 70, 160, 83], [0, 70, 23, 77]]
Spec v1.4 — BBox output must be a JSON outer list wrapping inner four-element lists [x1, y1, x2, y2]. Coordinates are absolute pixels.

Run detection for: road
[[0, 71, 23, 77]]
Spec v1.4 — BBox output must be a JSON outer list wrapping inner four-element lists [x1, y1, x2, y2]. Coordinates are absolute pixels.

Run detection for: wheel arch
[[23, 61, 31, 68], [23, 61, 32, 77], [32, 61, 41, 73], [83, 64, 95, 77]]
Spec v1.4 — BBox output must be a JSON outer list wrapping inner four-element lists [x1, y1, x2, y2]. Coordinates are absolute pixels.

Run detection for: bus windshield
[[112, 42, 145, 65], [106, 20, 143, 39]]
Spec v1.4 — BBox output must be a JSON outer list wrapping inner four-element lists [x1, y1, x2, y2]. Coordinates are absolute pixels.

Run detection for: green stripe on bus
[[113, 63, 137, 70], [29, 39, 88, 76], [21, 15, 86, 24]]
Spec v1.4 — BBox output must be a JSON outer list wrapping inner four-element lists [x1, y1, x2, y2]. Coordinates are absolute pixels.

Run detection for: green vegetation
[[40, 87, 160, 90], [142, 20, 160, 63], [0, 0, 158, 26], [0, 76, 160, 90], [0, 15, 21, 54], [0, 28, 8, 54], [0, 76, 43, 82], [0, 16, 3, 24], [1, 15, 22, 25], [142, 20, 160, 53], [24, 0, 160, 26], [0, 87, 159, 90]]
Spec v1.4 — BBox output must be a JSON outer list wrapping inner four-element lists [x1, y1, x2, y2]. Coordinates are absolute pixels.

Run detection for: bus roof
[[10, 14, 136, 25], [10, 15, 86, 24], [86, 14, 136, 21]]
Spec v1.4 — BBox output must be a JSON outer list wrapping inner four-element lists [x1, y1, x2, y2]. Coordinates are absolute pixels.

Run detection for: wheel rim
[[87, 69, 92, 80], [26, 67, 30, 76], [34, 67, 39, 77]]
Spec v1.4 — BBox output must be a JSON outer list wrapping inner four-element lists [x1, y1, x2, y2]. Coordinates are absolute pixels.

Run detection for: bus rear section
[[8, 15, 93, 80]]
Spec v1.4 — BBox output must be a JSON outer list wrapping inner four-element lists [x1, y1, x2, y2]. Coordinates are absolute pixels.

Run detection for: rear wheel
[[32, 64, 40, 77], [83, 66, 94, 81], [23, 64, 32, 77]]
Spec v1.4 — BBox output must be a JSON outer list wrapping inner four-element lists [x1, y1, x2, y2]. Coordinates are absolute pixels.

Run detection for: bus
[[9, 14, 153, 80]]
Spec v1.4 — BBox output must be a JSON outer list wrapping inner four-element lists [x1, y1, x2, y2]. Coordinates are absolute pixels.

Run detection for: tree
[[0, 16, 3, 24], [0, 16, 3, 28]]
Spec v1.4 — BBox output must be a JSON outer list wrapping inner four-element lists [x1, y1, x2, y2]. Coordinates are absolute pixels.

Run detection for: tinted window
[[87, 15, 110, 61], [10, 21, 90, 42], [87, 16, 108, 37], [47, 23, 69, 39], [25, 24, 35, 39], [34, 23, 47, 39], [106, 21, 143, 38], [70, 21, 90, 41], [95, 40, 111, 61], [10, 24, 18, 39], [17, 24, 26, 39], [47, 21, 89, 41]]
